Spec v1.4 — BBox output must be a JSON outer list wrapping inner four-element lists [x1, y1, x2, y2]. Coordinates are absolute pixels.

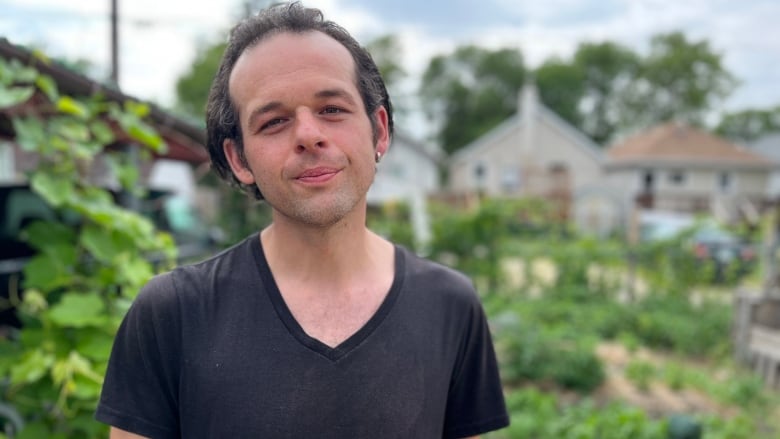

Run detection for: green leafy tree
[[534, 58, 585, 130], [420, 45, 526, 155], [628, 32, 737, 129], [716, 105, 780, 142], [536, 42, 641, 146], [175, 40, 227, 119], [571, 41, 641, 144], [366, 34, 410, 123], [0, 55, 176, 438]]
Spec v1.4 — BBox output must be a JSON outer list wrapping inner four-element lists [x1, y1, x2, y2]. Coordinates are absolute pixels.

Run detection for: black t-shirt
[[95, 234, 509, 438]]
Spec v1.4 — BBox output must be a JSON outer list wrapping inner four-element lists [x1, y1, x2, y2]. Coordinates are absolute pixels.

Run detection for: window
[[642, 171, 654, 192], [501, 166, 521, 192], [473, 162, 487, 188], [668, 170, 686, 185], [718, 172, 733, 192]]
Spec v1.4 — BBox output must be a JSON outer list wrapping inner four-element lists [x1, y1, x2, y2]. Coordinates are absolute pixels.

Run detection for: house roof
[[0, 38, 208, 164], [392, 130, 442, 165], [448, 96, 604, 165], [606, 122, 775, 169]]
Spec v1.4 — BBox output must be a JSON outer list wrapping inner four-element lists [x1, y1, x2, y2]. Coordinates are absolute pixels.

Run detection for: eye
[[322, 106, 344, 115], [260, 118, 286, 131]]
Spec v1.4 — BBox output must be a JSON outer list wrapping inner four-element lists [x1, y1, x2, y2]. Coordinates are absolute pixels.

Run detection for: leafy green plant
[[626, 359, 657, 392], [0, 54, 175, 437]]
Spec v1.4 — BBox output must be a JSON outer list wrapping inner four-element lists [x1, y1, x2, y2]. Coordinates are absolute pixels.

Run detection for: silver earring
[[375, 151, 382, 163]]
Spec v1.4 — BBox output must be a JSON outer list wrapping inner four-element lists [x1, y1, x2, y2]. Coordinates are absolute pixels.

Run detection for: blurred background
[[2, 1, 780, 438]]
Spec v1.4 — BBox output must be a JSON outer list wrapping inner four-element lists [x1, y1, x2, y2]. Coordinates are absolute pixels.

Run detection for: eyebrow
[[246, 88, 359, 130]]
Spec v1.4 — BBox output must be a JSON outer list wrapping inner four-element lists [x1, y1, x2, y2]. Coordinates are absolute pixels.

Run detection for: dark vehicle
[[639, 211, 756, 283], [687, 223, 756, 282], [0, 184, 221, 328]]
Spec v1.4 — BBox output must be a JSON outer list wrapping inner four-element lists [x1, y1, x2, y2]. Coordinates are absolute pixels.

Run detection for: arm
[[110, 427, 149, 439]]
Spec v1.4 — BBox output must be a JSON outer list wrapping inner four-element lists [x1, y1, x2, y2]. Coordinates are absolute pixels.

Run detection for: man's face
[[223, 31, 389, 228]]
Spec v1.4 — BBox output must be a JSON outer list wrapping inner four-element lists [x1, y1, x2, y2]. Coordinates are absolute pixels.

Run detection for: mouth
[[295, 167, 340, 183]]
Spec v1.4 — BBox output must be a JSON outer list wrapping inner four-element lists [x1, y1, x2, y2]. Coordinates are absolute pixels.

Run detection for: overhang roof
[[0, 37, 208, 164]]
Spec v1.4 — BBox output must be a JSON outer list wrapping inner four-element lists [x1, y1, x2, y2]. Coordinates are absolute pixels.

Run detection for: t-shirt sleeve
[[443, 292, 509, 438], [95, 272, 182, 438]]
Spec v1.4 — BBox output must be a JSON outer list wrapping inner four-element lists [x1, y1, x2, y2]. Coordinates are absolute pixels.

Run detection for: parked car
[[0, 184, 222, 328], [686, 223, 756, 281], [638, 210, 756, 283]]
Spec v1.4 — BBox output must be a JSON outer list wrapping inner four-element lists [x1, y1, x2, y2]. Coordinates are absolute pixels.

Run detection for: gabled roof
[[0, 38, 208, 164], [606, 122, 774, 169], [448, 98, 604, 165], [392, 130, 442, 165]]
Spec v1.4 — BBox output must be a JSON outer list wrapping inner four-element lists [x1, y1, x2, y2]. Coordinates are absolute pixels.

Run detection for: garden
[[2, 53, 779, 438], [388, 198, 780, 439]]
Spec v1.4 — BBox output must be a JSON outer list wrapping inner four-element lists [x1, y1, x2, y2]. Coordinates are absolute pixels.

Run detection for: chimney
[[520, 81, 538, 157]]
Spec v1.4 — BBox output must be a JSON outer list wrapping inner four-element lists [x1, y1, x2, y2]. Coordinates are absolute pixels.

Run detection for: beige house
[[447, 84, 627, 234], [604, 122, 777, 223]]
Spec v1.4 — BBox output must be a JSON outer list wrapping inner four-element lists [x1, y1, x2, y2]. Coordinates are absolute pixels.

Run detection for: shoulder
[[397, 246, 480, 308], [133, 233, 259, 311]]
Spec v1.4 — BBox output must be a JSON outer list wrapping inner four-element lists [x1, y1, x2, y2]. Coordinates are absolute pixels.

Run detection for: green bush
[[0, 54, 175, 438], [626, 359, 657, 392], [493, 313, 605, 393]]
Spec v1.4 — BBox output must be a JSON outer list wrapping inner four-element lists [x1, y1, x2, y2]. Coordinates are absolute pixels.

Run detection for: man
[[95, 3, 509, 438]]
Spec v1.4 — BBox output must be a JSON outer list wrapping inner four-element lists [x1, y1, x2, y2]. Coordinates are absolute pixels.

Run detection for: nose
[[294, 108, 325, 152]]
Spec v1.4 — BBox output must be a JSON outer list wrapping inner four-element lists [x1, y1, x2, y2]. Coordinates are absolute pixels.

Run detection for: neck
[[259, 210, 392, 288]]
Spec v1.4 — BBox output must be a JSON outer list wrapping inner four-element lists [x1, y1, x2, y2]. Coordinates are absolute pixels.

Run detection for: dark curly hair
[[205, 1, 394, 200]]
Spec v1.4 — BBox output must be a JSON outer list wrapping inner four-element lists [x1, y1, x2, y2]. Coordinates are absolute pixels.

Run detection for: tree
[[365, 34, 410, 123], [175, 40, 227, 119], [716, 106, 780, 142], [571, 42, 641, 145], [535, 58, 585, 131], [420, 45, 526, 155], [536, 42, 641, 145], [628, 32, 737, 129]]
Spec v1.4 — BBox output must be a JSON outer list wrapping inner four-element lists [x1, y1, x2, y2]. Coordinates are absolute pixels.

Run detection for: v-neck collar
[[251, 234, 405, 362]]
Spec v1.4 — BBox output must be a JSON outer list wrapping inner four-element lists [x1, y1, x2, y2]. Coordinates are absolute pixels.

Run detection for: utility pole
[[110, 0, 119, 87]]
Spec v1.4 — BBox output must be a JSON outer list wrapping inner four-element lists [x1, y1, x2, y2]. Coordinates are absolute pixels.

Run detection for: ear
[[372, 106, 390, 157], [223, 139, 255, 185]]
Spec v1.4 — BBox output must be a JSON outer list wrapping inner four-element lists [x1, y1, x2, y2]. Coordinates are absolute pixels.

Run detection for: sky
[[1, 0, 779, 128]]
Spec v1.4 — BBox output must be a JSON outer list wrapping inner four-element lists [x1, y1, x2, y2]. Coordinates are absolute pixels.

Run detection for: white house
[[368, 131, 441, 245], [604, 122, 777, 224]]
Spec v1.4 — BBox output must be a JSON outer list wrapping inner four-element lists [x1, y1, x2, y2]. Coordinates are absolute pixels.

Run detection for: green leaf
[[9, 349, 55, 384], [127, 121, 167, 152], [0, 85, 34, 108], [80, 224, 129, 263], [124, 100, 150, 117], [23, 220, 77, 250], [11, 117, 46, 152], [90, 119, 115, 144], [116, 254, 154, 288], [35, 74, 59, 102], [76, 331, 114, 362], [56, 96, 90, 118], [52, 116, 91, 141], [22, 254, 68, 291], [30, 172, 76, 207], [47, 292, 105, 328]]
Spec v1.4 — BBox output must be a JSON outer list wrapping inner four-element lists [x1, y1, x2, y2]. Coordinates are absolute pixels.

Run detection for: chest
[[179, 307, 455, 439], [282, 286, 388, 348]]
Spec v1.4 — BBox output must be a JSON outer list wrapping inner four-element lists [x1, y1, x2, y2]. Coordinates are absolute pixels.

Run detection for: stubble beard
[[265, 171, 375, 229]]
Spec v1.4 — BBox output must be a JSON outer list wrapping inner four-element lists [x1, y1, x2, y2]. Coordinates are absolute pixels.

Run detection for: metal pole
[[110, 0, 119, 87]]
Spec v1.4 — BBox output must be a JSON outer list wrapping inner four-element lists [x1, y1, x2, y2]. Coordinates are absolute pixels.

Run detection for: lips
[[295, 167, 340, 183]]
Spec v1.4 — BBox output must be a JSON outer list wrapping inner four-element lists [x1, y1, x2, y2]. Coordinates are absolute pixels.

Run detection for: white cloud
[[1, 0, 778, 114]]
